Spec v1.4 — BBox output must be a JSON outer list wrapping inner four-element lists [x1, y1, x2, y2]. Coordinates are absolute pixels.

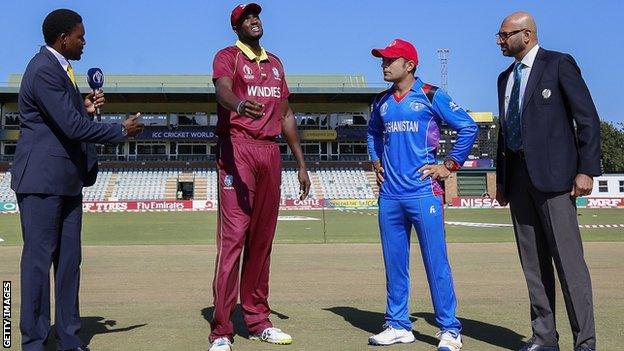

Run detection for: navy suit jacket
[[496, 47, 601, 195], [11, 47, 124, 196]]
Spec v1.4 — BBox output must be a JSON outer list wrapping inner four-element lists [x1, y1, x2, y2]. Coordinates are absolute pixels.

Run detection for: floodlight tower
[[437, 48, 450, 92]]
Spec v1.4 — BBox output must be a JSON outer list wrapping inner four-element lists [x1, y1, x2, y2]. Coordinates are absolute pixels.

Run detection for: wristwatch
[[443, 158, 460, 172], [121, 125, 128, 137]]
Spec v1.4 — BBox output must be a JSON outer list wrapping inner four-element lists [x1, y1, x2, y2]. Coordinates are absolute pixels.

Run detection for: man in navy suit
[[495, 12, 600, 351], [11, 9, 143, 351]]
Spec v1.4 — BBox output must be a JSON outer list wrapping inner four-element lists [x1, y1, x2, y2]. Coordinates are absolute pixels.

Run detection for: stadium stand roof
[[1, 73, 495, 122], [1, 74, 386, 103]]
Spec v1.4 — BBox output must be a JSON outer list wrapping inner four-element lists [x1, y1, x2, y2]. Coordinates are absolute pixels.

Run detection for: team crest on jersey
[[449, 101, 460, 112], [243, 65, 254, 79], [409, 101, 425, 112], [380, 102, 388, 116], [272, 67, 281, 80], [223, 175, 234, 188]]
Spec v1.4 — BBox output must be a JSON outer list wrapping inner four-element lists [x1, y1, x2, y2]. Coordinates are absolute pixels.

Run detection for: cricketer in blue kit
[[366, 39, 477, 351]]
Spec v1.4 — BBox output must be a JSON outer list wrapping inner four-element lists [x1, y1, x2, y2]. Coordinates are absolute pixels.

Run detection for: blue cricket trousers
[[378, 195, 461, 333]]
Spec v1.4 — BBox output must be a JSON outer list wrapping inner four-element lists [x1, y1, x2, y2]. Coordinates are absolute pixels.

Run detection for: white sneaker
[[209, 337, 232, 351], [250, 327, 293, 345], [368, 324, 415, 346], [436, 330, 462, 351]]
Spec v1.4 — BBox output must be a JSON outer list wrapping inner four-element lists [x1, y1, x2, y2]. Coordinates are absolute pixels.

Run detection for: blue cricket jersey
[[367, 78, 478, 199]]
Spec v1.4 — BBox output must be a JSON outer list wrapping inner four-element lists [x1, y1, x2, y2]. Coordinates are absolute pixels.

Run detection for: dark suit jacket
[[496, 47, 601, 195], [11, 47, 124, 196]]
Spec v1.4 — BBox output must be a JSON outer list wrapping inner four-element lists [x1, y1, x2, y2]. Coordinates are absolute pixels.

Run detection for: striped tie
[[67, 63, 77, 87], [506, 62, 524, 152]]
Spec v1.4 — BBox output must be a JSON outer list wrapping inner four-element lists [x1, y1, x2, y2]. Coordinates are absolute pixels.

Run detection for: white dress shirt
[[504, 44, 540, 116], [45, 45, 73, 81]]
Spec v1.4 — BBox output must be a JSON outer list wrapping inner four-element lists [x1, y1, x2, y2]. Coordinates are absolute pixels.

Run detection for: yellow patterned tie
[[67, 63, 76, 87]]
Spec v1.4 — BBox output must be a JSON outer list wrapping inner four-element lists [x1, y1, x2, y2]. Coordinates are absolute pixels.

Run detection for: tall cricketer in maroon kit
[[208, 3, 311, 351]]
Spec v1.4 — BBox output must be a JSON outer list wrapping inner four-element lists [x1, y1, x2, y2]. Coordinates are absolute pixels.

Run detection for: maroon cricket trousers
[[210, 137, 282, 341]]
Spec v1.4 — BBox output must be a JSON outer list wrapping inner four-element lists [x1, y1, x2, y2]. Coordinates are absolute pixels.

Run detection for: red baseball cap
[[231, 3, 262, 27], [372, 39, 419, 66]]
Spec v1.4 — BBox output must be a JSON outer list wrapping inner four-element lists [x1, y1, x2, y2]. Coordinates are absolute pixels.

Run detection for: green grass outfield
[[1, 208, 623, 245]]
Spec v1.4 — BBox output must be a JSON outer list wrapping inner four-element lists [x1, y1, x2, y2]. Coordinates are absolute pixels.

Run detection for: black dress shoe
[[65, 346, 90, 351], [518, 342, 560, 351]]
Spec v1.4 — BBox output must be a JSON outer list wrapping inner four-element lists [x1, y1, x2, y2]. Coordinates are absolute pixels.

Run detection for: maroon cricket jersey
[[212, 44, 290, 141]]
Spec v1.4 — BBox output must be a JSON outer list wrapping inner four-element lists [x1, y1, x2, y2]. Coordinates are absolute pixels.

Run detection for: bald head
[[497, 11, 539, 59], [503, 12, 538, 38]]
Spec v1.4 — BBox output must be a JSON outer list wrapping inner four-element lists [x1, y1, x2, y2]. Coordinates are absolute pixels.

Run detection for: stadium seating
[[110, 169, 175, 200], [317, 168, 375, 199], [193, 168, 320, 200], [0, 168, 377, 203], [193, 168, 218, 200], [82, 170, 113, 201], [281, 169, 317, 199]]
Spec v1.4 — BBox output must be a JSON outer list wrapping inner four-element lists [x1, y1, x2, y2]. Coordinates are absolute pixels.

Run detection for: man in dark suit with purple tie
[[11, 9, 143, 351], [495, 12, 600, 351]]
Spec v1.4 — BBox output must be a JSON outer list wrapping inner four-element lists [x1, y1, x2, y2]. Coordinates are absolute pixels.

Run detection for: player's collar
[[236, 40, 269, 62], [391, 77, 423, 96], [410, 77, 424, 93]]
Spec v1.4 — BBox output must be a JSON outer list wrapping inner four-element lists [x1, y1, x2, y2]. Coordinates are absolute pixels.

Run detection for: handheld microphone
[[86, 68, 104, 121]]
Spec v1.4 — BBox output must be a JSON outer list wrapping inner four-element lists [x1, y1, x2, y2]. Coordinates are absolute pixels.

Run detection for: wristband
[[236, 100, 246, 115], [443, 158, 461, 172]]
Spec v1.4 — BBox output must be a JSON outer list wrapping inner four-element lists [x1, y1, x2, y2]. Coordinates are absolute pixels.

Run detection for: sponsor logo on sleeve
[[449, 101, 461, 112]]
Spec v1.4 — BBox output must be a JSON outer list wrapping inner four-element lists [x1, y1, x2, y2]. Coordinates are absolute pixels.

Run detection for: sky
[[1, 0, 622, 123]]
